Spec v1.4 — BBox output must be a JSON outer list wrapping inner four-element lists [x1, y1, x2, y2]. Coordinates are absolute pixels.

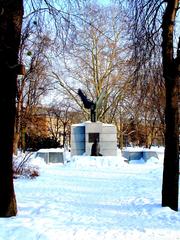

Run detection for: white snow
[[37, 148, 64, 153], [0, 147, 180, 240]]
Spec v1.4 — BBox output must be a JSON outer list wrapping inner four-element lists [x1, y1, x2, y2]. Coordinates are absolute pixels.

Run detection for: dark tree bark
[[127, 0, 179, 211], [0, 0, 23, 217], [161, 0, 179, 211]]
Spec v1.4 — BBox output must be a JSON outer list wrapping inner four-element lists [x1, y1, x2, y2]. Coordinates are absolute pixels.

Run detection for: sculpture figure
[[78, 89, 104, 122], [78, 89, 97, 122], [91, 138, 102, 156]]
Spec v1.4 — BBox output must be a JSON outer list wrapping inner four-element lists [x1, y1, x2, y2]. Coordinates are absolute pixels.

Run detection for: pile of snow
[[1, 147, 180, 240]]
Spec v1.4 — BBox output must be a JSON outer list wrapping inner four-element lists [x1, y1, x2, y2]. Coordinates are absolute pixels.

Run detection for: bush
[[25, 135, 60, 151], [13, 152, 40, 179]]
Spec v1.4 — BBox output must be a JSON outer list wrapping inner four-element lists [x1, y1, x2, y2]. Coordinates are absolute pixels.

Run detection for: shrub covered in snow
[[13, 152, 40, 179]]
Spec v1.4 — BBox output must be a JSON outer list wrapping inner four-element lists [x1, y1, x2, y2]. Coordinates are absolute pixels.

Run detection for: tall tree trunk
[[13, 90, 23, 154], [0, 0, 23, 217], [13, 132, 20, 155], [162, 0, 179, 211]]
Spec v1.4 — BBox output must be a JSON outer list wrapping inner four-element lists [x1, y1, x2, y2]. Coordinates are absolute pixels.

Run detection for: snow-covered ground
[[0, 147, 180, 240]]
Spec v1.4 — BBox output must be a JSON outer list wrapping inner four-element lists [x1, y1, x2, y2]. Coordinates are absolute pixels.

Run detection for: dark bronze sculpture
[[91, 138, 102, 156], [78, 89, 104, 122], [78, 89, 96, 122]]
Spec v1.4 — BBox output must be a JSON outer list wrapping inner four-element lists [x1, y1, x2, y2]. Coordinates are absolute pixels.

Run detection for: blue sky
[[97, 0, 111, 5]]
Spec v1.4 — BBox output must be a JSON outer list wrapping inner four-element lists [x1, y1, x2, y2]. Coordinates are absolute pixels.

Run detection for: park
[[0, 2, 179, 239]]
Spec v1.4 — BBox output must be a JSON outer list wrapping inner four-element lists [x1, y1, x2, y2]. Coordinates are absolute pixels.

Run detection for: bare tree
[[0, 0, 82, 217], [127, 0, 179, 211], [14, 24, 53, 153], [161, 0, 179, 211], [0, 0, 23, 217], [46, 102, 76, 147], [52, 3, 129, 122]]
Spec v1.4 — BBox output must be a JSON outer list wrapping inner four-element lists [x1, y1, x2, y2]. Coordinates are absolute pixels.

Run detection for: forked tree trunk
[[161, 0, 179, 211], [0, 0, 23, 217]]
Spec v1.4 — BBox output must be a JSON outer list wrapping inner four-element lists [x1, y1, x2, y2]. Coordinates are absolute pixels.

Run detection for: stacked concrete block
[[100, 124, 117, 156], [71, 121, 117, 156], [71, 124, 85, 155]]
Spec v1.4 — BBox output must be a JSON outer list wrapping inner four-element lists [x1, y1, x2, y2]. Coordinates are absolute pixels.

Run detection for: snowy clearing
[[0, 147, 180, 240]]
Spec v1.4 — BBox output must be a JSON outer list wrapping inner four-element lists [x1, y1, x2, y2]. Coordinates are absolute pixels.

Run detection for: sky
[[97, 0, 112, 5], [0, 147, 180, 240]]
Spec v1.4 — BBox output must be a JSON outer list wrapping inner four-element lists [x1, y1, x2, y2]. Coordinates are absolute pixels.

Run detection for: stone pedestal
[[71, 121, 117, 156]]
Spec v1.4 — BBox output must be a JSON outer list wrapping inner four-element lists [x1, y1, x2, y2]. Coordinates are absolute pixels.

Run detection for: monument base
[[71, 121, 117, 156]]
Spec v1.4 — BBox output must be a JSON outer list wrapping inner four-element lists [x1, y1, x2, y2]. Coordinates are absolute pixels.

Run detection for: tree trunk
[[161, 0, 179, 211], [13, 89, 23, 154], [63, 124, 67, 147], [0, 0, 23, 217], [119, 122, 124, 150], [13, 132, 20, 155]]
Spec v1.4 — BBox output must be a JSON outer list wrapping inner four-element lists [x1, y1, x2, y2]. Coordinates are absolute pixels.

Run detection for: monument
[[71, 89, 117, 156]]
